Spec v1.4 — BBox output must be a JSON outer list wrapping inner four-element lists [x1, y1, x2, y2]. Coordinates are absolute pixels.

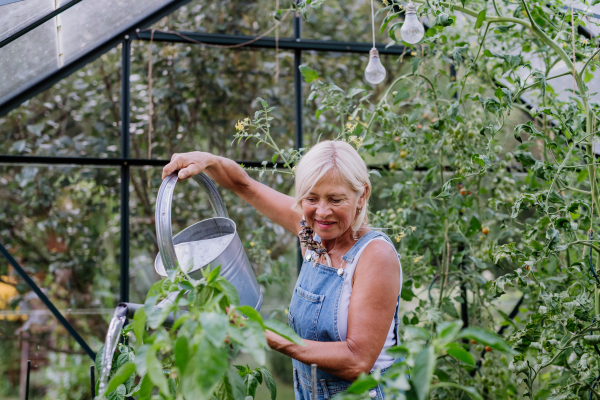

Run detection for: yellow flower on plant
[[235, 121, 244, 131], [413, 255, 423, 262], [267, 249, 271, 254], [410, 226, 417, 232], [394, 232, 406, 242], [563, 43, 567, 48], [250, 242, 255, 247], [285, 308, 289, 315]]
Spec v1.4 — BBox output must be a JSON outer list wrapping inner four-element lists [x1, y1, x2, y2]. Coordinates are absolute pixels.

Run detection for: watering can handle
[[155, 172, 229, 272]]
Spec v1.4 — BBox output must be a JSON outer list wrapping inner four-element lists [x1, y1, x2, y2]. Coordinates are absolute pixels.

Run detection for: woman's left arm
[[266, 240, 401, 381]]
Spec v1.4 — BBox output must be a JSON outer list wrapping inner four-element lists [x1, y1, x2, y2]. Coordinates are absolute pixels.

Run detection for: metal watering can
[[154, 172, 263, 310]]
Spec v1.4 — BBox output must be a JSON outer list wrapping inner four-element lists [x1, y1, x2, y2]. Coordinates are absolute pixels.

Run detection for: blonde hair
[[293, 140, 371, 233]]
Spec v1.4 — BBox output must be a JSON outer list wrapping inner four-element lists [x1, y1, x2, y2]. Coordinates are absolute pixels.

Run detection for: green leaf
[[471, 154, 491, 169], [200, 312, 229, 347], [299, 65, 319, 83], [180, 340, 229, 399], [147, 346, 170, 394], [347, 373, 378, 394], [106, 384, 126, 400], [394, 87, 410, 104], [405, 326, 431, 341], [133, 307, 147, 346], [446, 344, 475, 366], [215, 279, 240, 306], [431, 382, 483, 400], [259, 367, 277, 400], [136, 374, 153, 400], [412, 346, 436, 400], [451, 45, 470, 67], [174, 336, 190, 374], [514, 150, 537, 167], [103, 362, 136, 397], [437, 320, 463, 341], [236, 305, 265, 328], [441, 298, 460, 319], [411, 57, 422, 74], [457, 327, 515, 353], [433, 12, 454, 27], [245, 373, 259, 397], [207, 265, 221, 283], [264, 319, 306, 346], [474, 10, 486, 29]]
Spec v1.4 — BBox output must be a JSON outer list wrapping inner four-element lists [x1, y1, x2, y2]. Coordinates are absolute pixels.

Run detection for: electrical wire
[[371, 0, 376, 49]]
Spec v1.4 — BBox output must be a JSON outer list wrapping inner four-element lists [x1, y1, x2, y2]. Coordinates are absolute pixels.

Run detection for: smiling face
[[301, 171, 366, 241]]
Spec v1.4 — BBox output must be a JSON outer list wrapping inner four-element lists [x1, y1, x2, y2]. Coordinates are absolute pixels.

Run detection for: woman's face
[[301, 172, 365, 241]]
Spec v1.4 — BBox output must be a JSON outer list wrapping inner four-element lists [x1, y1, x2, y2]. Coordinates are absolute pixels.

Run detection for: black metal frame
[[0, 0, 409, 361]]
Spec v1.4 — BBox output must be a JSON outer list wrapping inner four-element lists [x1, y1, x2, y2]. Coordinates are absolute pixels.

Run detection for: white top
[[337, 237, 403, 371]]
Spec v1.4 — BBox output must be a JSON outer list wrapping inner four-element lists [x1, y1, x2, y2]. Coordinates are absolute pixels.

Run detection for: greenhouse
[[0, 0, 599, 398]]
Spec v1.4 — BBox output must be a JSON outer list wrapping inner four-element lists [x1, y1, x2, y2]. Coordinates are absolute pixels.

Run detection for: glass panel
[[0, 164, 120, 399], [301, 1, 386, 43], [59, 0, 174, 65], [0, 0, 54, 42], [0, 18, 58, 105], [154, 0, 294, 38], [0, 46, 122, 157], [128, 43, 295, 161]]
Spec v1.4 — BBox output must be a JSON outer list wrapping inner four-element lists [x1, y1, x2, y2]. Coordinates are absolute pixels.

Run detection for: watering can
[[153, 172, 263, 310]]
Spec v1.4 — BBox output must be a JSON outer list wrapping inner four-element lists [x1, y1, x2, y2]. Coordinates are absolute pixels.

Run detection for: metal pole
[[0, 242, 95, 359], [294, 2, 303, 276], [25, 360, 30, 400], [91, 365, 95, 399], [311, 364, 317, 400], [120, 37, 131, 304]]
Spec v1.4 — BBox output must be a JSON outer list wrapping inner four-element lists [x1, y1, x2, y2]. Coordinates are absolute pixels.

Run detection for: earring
[[356, 208, 362, 214]]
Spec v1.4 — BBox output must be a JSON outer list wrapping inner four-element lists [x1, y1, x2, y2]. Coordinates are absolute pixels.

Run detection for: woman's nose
[[316, 201, 331, 216]]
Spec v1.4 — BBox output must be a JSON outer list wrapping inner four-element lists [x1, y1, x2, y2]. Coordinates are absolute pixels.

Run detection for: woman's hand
[[160, 150, 301, 234], [162, 151, 215, 181]]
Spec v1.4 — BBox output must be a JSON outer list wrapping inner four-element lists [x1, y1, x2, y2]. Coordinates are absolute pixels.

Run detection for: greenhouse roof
[[0, 0, 190, 115]]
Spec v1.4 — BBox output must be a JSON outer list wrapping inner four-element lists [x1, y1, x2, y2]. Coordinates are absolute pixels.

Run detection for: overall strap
[[341, 230, 392, 263]]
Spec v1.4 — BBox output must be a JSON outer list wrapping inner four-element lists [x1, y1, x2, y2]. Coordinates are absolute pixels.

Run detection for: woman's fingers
[[162, 153, 183, 179], [161, 152, 205, 180]]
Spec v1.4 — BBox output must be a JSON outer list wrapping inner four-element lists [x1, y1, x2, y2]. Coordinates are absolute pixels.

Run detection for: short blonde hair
[[293, 140, 371, 232]]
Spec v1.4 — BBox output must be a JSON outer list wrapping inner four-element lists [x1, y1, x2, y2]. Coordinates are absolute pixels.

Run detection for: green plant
[[96, 264, 303, 400]]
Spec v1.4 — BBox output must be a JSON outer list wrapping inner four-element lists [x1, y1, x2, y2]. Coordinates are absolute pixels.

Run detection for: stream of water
[[97, 304, 128, 397]]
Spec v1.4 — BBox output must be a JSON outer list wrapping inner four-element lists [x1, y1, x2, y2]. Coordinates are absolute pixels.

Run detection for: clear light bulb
[[400, 2, 425, 44], [365, 48, 386, 84]]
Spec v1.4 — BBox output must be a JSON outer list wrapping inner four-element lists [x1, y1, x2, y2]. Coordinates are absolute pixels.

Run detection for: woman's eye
[[305, 198, 317, 203], [331, 199, 342, 204]]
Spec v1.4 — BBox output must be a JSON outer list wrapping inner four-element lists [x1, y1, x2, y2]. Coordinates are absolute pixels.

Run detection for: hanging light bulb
[[400, 2, 425, 44], [365, 0, 386, 84], [365, 49, 387, 84]]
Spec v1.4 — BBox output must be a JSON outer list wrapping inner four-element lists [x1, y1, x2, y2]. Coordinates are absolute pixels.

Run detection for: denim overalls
[[288, 230, 401, 400]]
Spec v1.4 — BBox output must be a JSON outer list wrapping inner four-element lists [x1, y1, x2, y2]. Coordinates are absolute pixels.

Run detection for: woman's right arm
[[162, 152, 301, 235]]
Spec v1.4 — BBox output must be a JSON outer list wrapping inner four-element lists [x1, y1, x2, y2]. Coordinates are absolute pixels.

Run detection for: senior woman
[[162, 140, 402, 400]]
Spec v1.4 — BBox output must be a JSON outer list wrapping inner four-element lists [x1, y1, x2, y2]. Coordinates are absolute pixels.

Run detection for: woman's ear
[[358, 185, 369, 209]]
